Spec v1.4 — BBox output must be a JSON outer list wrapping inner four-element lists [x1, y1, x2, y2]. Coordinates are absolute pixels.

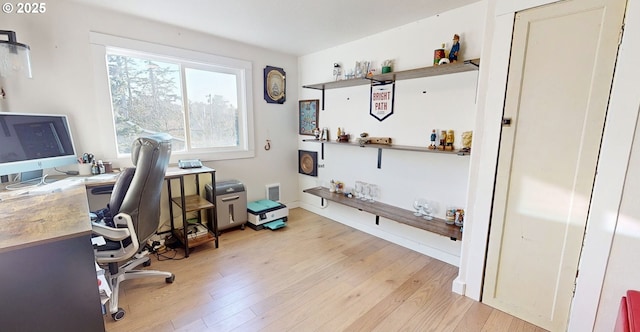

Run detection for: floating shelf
[[302, 77, 370, 90], [303, 186, 462, 240], [302, 139, 468, 169], [302, 59, 480, 91], [302, 139, 468, 154], [372, 58, 480, 83]]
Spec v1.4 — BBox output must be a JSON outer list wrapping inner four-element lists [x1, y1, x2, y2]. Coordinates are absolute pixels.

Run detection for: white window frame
[[89, 32, 255, 163]]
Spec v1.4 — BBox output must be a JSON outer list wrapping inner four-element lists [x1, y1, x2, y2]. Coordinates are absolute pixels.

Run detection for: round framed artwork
[[264, 66, 286, 104], [298, 150, 318, 177]]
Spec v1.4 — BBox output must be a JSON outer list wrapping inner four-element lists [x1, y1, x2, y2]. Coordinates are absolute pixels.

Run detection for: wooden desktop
[[0, 185, 105, 331]]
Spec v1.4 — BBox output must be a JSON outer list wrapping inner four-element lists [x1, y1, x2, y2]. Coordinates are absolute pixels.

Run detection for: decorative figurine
[[429, 129, 437, 149], [454, 209, 465, 227], [333, 63, 342, 81], [461, 131, 472, 153], [434, 43, 446, 66], [438, 130, 447, 150], [358, 132, 370, 146], [313, 127, 320, 139], [321, 127, 329, 141], [335, 127, 349, 142], [449, 34, 460, 63], [446, 208, 456, 225], [445, 130, 455, 151], [338, 133, 350, 142]]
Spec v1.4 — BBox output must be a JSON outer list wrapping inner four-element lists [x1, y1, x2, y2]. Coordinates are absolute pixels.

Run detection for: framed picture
[[264, 66, 286, 104], [299, 99, 319, 136]]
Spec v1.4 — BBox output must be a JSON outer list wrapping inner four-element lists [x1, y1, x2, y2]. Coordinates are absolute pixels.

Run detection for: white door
[[482, 0, 626, 331]]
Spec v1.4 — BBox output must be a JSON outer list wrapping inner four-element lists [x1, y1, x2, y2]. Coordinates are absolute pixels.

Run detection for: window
[[91, 33, 254, 160]]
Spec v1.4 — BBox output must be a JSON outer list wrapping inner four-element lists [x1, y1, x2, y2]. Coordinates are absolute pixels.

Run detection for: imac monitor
[[0, 113, 77, 179]]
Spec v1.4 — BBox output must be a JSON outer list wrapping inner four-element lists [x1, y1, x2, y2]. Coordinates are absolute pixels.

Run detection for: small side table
[[165, 166, 218, 257]]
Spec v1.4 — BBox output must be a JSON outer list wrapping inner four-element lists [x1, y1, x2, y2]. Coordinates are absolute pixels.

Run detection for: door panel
[[482, 0, 626, 330]]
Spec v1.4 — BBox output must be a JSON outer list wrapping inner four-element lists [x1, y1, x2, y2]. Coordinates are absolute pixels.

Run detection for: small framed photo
[[299, 99, 319, 136]]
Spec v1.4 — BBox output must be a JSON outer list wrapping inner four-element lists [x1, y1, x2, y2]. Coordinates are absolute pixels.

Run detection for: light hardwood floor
[[103, 208, 547, 332]]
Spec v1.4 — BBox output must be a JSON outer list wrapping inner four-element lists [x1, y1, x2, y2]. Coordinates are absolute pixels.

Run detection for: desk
[[0, 185, 105, 331]]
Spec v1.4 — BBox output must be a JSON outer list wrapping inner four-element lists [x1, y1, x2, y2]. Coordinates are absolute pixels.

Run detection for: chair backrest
[[107, 167, 135, 218], [114, 133, 172, 244]]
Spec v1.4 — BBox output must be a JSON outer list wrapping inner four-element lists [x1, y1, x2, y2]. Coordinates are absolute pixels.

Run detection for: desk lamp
[[0, 30, 32, 112], [0, 30, 31, 78], [0, 30, 31, 182]]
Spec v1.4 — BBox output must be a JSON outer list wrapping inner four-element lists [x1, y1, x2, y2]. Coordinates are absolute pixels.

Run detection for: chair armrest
[[93, 213, 141, 264], [91, 222, 131, 241], [91, 213, 138, 248]]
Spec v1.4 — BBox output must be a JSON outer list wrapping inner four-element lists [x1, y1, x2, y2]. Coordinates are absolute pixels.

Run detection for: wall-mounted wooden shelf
[[302, 58, 481, 111], [302, 59, 480, 91], [302, 139, 468, 168], [302, 77, 370, 90], [303, 186, 462, 240], [372, 58, 480, 83], [300, 60, 476, 241]]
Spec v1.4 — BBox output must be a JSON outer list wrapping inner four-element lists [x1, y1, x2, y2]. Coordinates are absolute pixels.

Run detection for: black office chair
[[92, 133, 174, 321]]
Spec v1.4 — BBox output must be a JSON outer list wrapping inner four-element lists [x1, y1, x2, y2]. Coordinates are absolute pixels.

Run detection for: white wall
[[594, 109, 640, 330], [1, 1, 300, 228], [297, 1, 487, 266], [590, 0, 640, 329]]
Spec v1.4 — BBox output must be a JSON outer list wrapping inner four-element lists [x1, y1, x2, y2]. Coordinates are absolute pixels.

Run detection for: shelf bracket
[[377, 148, 382, 169], [321, 143, 325, 160], [375, 215, 380, 225], [321, 88, 325, 110]]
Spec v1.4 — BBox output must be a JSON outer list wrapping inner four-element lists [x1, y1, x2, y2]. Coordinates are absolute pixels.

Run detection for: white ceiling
[[71, 0, 479, 56]]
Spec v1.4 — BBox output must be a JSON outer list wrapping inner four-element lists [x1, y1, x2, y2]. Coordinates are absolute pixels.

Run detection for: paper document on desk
[[0, 189, 30, 201], [92, 236, 106, 246], [28, 178, 84, 194], [87, 173, 119, 181]]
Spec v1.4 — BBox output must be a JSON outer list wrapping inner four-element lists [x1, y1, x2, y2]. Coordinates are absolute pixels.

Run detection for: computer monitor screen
[[0, 113, 77, 178]]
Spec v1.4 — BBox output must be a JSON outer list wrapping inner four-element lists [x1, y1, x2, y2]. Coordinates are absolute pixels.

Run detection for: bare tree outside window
[[185, 68, 240, 148], [106, 51, 245, 156]]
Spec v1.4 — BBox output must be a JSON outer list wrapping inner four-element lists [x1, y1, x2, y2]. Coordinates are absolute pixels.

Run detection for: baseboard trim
[[452, 276, 466, 295]]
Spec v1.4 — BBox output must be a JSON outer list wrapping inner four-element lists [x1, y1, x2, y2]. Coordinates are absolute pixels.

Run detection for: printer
[[247, 199, 288, 230]]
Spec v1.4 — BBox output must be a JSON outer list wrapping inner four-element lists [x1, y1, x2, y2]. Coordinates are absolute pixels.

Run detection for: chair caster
[[143, 259, 151, 267], [166, 274, 175, 283], [112, 308, 125, 321]]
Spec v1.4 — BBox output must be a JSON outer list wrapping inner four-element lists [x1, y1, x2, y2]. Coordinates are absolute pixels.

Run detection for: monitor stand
[[21, 169, 44, 184]]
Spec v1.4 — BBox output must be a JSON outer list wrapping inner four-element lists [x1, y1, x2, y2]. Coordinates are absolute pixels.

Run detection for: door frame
[[455, 0, 640, 330]]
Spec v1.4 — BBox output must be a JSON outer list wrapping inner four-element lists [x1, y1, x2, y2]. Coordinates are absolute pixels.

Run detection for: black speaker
[[298, 150, 318, 177]]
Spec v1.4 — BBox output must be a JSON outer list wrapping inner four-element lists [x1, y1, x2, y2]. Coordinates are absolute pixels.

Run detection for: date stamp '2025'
[[2, 2, 46, 14]]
